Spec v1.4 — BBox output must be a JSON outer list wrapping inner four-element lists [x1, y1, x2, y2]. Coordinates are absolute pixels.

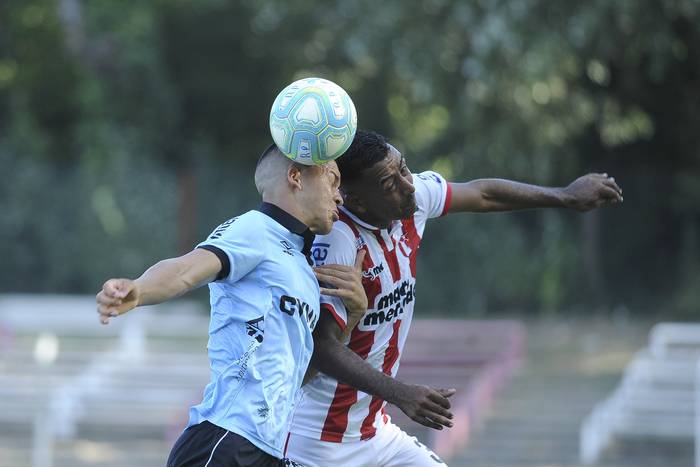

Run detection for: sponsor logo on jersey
[[398, 234, 413, 257], [311, 242, 330, 265], [362, 263, 384, 281], [245, 316, 264, 343], [279, 295, 319, 329], [362, 280, 415, 328], [233, 338, 262, 381], [257, 405, 270, 420], [417, 172, 442, 184], [209, 217, 238, 240]]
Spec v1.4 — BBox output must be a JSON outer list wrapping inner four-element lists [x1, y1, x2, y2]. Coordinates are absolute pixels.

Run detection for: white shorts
[[284, 419, 447, 467]]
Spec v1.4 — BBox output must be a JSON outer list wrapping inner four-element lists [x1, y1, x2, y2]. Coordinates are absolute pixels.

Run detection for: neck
[[344, 204, 392, 230], [262, 194, 308, 227]]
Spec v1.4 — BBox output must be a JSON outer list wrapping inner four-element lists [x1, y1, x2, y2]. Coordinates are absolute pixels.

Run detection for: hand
[[562, 173, 623, 211], [314, 249, 368, 318], [391, 383, 456, 430], [96, 278, 140, 325]]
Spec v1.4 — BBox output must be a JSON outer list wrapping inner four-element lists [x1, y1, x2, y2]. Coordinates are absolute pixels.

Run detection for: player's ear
[[287, 163, 304, 191]]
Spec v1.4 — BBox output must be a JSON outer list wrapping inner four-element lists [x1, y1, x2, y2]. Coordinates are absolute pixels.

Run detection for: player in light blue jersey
[[96, 144, 368, 467]]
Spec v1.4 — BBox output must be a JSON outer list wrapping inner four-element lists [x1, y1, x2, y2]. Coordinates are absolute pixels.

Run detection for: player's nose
[[401, 175, 416, 194]]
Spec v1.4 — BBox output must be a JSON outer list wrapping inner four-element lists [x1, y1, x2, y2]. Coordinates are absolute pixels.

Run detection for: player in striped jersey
[[285, 130, 623, 466]]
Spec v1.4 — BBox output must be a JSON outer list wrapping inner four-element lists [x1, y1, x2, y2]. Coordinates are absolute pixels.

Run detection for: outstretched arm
[[448, 173, 623, 213], [96, 248, 222, 324]]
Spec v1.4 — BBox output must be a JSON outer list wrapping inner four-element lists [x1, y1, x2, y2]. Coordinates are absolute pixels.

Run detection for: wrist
[[131, 280, 144, 307], [555, 187, 573, 208], [385, 379, 410, 405]]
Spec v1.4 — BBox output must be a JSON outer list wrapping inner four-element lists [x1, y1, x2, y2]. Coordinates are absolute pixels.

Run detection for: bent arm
[[311, 312, 407, 402], [310, 312, 455, 429]]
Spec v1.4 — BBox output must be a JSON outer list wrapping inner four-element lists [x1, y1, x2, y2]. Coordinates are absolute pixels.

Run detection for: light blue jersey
[[188, 203, 320, 458]]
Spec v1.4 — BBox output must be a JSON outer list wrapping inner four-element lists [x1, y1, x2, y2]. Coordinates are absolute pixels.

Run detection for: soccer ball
[[269, 77, 357, 165]]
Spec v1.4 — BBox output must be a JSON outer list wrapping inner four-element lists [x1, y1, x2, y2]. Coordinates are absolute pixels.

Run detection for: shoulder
[[204, 210, 266, 243], [413, 170, 448, 197], [413, 171, 449, 218], [312, 221, 358, 266]]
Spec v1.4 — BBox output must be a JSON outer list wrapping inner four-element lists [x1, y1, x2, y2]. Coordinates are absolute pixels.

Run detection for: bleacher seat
[[579, 322, 700, 465]]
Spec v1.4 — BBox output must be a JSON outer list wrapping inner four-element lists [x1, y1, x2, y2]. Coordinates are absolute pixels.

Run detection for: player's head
[[255, 144, 342, 235], [337, 130, 416, 228]]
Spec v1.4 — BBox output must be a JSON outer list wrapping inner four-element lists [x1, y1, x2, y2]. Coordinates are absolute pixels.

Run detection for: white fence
[[580, 322, 700, 465], [0, 294, 210, 467]]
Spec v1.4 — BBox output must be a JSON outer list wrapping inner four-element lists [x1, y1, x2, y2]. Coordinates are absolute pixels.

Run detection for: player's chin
[[316, 218, 334, 235], [399, 202, 417, 219]]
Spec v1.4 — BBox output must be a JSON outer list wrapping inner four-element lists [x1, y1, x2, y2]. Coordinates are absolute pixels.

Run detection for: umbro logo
[[280, 240, 294, 256]]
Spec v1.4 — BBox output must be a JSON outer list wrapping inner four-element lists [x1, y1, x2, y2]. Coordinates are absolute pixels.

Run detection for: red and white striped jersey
[[288, 171, 452, 443]]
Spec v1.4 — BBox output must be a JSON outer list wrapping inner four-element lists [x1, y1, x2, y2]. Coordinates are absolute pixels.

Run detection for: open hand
[[391, 383, 456, 430], [563, 173, 623, 211], [314, 250, 367, 317], [96, 278, 140, 325]]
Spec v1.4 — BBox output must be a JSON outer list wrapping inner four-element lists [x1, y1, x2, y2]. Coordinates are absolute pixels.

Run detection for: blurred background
[[1, 0, 699, 466]]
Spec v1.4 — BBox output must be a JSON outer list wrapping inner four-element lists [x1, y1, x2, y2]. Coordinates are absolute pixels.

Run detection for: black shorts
[[167, 421, 299, 467]]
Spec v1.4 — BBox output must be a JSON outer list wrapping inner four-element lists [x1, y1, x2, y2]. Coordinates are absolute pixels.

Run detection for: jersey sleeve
[[196, 213, 264, 284], [311, 224, 357, 332], [413, 170, 452, 219]]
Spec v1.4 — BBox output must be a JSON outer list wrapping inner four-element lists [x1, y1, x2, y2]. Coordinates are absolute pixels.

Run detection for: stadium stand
[[386, 319, 525, 461], [0, 294, 209, 467], [0, 295, 524, 467], [579, 322, 700, 466]]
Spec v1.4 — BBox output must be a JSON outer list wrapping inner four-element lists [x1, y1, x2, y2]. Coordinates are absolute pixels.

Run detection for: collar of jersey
[[339, 206, 399, 233], [258, 202, 315, 260]]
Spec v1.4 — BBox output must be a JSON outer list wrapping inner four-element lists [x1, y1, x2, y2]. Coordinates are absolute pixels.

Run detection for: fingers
[[97, 292, 121, 307], [314, 271, 352, 289], [591, 172, 623, 198], [429, 388, 456, 409], [601, 178, 623, 197], [353, 249, 366, 272], [103, 278, 133, 299], [422, 400, 454, 424], [599, 186, 622, 202], [412, 397, 454, 430], [314, 266, 355, 281], [96, 278, 135, 325], [419, 412, 453, 429], [412, 415, 445, 430], [319, 287, 351, 298], [97, 300, 120, 325]]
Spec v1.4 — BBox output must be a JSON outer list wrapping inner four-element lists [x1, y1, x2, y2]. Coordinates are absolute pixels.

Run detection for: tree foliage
[[1, 0, 698, 314]]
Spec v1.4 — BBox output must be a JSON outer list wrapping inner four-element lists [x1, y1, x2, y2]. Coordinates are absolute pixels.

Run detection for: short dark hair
[[337, 130, 390, 183], [257, 142, 281, 168]]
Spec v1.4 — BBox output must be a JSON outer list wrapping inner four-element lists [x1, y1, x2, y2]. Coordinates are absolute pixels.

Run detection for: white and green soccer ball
[[269, 77, 357, 165]]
